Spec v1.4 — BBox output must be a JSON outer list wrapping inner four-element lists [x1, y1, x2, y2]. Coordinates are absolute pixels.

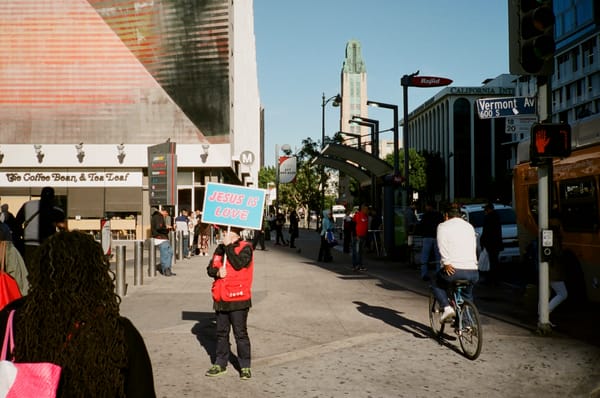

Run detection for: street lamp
[[350, 116, 381, 221], [366, 100, 400, 258], [366, 100, 400, 181], [275, 143, 291, 215], [320, 93, 341, 229], [350, 116, 379, 157]]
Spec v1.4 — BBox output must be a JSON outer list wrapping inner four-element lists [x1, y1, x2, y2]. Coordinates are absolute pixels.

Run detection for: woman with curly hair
[[0, 230, 156, 397]]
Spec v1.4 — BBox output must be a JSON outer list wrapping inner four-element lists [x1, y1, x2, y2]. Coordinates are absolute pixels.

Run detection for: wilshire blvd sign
[[476, 96, 536, 119]]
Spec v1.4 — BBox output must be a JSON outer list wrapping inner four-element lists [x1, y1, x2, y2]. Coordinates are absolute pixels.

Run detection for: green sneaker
[[205, 364, 227, 377], [240, 367, 251, 380]]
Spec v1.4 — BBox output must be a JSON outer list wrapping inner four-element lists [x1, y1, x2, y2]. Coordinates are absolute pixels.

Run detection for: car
[[460, 203, 519, 264]]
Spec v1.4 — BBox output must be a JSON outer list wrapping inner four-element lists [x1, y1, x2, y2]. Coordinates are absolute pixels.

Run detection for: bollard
[[115, 245, 126, 298], [176, 230, 183, 261], [169, 230, 176, 266], [147, 238, 157, 277], [134, 240, 143, 286]]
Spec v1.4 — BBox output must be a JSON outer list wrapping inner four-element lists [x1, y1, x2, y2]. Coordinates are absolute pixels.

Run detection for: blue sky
[[254, 1, 509, 166]]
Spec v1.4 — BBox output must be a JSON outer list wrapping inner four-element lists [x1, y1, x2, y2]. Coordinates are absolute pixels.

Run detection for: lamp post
[[275, 143, 291, 215], [320, 93, 341, 229], [350, 116, 379, 157], [366, 100, 399, 257], [350, 116, 381, 227], [366, 101, 399, 183]]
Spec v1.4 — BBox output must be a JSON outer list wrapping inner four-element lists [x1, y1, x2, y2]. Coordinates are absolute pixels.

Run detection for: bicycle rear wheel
[[428, 292, 445, 339], [457, 299, 482, 360]]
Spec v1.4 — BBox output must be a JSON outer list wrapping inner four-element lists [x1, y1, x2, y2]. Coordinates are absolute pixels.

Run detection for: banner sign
[[0, 171, 142, 187], [476, 97, 536, 119], [278, 156, 296, 184], [201, 182, 266, 230]]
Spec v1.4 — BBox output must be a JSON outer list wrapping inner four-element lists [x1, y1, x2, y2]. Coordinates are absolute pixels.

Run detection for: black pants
[[318, 235, 332, 262], [275, 227, 286, 245], [215, 308, 251, 369], [252, 230, 265, 250]]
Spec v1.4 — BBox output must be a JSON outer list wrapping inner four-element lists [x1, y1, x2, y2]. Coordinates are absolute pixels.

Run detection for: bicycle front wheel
[[428, 292, 444, 339], [457, 299, 482, 360]]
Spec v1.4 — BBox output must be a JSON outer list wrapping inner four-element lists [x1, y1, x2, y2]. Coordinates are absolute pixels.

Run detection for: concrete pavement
[[118, 229, 600, 397]]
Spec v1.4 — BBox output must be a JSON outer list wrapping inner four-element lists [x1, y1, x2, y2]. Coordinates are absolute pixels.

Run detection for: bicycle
[[429, 279, 482, 360]]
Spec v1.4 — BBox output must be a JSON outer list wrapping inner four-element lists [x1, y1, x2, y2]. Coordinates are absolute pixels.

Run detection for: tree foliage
[[383, 149, 426, 191], [258, 137, 323, 214]]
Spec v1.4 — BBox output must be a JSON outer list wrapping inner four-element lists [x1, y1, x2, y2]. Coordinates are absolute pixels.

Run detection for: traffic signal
[[509, 0, 555, 75], [529, 123, 571, 160]]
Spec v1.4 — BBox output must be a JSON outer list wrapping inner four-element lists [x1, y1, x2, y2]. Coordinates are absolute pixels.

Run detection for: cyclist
[[431, 203, 479, 323]]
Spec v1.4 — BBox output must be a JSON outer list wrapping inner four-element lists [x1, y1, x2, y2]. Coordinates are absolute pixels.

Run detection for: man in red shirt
[[352, 204, 369, 271]]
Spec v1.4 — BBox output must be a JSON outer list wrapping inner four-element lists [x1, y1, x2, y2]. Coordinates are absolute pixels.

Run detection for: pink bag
[[0, 310, 62, 398]]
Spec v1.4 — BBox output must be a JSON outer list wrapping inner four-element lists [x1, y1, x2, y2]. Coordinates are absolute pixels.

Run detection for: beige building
[[0, 0, 261, 240]]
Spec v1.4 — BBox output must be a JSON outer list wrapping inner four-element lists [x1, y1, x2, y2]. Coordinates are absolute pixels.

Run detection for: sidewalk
[[117, 228, 600, 397]]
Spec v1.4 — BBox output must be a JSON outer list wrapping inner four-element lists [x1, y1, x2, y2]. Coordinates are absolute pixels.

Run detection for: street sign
[[407, 76, 452, 87], [476, 96, 536, 119], [505, 116, 537, 135], [278, 156, 297, 184]]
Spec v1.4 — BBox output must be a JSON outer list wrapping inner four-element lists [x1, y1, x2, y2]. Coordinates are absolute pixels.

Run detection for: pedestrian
[[274, 212, 287, 245], [151, 207, 175, 276], [0, 204, 22, 250], [342, 208, 354, 253], [0, 230, 156, 397], [548, 214, 568, 324], [351, 204, 369, 271], [0, 233, 29, 297], [431, 203, 479, 323], [288, 210, 299, 248], [188, 210, 198, 256], [197, 220, 211, 256], [480, 203, 503, 283], [15, 187, 66, 269], [191, 209, 202, 254], [251, 218, 267, 251], [317, 209, 334, 262], [175, 209, 191, 259], [205, 227, 254, 380], [419, 202, 444, 281]]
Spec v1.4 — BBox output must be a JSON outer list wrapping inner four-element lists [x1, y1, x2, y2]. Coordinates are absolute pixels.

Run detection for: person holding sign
[[205, 227, 254, 380]]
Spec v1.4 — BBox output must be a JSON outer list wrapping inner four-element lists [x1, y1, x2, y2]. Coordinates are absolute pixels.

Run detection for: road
[[117, 229, 600, 398]]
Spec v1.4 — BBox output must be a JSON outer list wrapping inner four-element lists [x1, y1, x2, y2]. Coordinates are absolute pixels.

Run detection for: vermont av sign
[[476, 96, 536, 119]]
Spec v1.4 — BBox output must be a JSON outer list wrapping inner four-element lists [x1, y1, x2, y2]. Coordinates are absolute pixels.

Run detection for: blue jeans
[[352, 236, 366, 268], [158, 241, 173, 273], [431, 268, 479, 308], [420, 237, 441, 278]]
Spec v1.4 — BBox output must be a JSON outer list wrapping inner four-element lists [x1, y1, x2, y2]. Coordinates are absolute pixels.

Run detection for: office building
[[0, 0, 261, 239]]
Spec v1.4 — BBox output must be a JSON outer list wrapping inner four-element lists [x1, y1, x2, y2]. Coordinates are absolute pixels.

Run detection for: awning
[[312, 156, 372, 187], [321, 143, 393, 177]]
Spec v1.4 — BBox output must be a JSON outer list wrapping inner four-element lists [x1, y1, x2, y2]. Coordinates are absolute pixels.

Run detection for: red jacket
[[353, 211, 369, 238], [208, 240, 254, 308]]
